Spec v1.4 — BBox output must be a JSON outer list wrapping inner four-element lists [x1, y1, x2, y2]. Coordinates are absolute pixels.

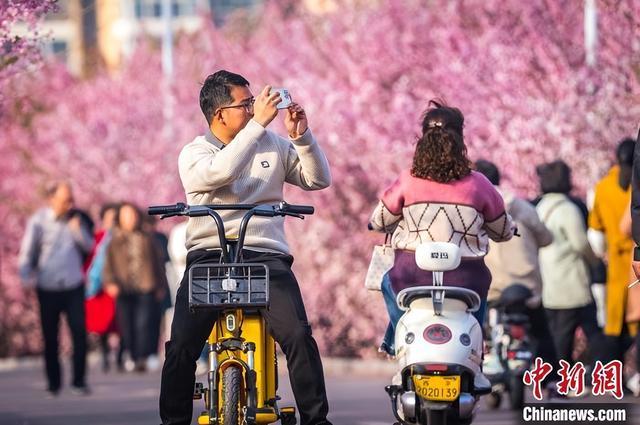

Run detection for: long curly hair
[[411, 100, 472, 183]]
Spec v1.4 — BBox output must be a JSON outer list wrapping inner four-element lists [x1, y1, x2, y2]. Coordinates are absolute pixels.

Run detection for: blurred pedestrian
[[166, 220, 207, 372], [586, 186, 609, 329], [166, 220, 187, 331], [536, 160, 602, 366], [479, 160, 552, 309], [476, 160, 559, 375], [85, 202, 123, 372], [143, 214, 172, 371], [18, 181, 93, 396], [590, 138, 636, 370], [103, 202, 168, 372]]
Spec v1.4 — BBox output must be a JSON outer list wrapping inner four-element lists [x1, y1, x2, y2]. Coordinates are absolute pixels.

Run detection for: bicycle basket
[[188, 262, 269, 309]]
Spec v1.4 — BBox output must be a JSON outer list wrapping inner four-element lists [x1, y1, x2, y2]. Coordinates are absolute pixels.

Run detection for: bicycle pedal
[[265, 396, 281, 407], [280, 407, 297, 425]]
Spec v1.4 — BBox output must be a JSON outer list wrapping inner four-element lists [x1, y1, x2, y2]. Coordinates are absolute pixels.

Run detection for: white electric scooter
[[385, 242, 491, 425]]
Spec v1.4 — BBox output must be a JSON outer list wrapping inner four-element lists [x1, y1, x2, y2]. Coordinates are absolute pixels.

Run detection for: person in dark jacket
[[103, 202, 168, 372]]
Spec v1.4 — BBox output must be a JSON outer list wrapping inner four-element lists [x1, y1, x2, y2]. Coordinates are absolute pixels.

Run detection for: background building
[[37, 0, 264, 76]]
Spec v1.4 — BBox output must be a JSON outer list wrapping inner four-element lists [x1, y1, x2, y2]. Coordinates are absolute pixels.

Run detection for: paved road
[[1, 360, 638, 425]]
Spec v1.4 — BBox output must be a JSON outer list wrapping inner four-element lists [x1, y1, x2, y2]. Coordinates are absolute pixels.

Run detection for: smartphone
[[273, 88, 292, 109]]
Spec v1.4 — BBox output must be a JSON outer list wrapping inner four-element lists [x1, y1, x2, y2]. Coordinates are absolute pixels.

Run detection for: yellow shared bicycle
[[149, 202, 314, 425]]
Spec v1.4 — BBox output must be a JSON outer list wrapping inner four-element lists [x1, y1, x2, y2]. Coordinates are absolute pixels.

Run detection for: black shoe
[[45, 388, 60, 399], [70, 385, 91, 396], [134, 360, 147, 373]]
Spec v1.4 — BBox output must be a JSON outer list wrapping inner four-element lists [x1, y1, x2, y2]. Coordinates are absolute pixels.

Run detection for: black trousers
[[545, 303, 603, 366], [526, 304, 560, 384], [37, 285, 87, 390], [601, 324, 634, 367], [159, 249, 331, 425], [116, 292, 155, 362]]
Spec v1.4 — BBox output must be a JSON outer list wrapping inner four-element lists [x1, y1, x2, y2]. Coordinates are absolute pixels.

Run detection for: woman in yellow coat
[[588, 139, 636, 363]]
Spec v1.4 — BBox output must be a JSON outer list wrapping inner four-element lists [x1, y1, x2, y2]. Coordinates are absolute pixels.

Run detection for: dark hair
[[536, 160, 572, 194], [44, 180, 71, 198], [411, 100, 471, 183], [68, 208, 95, 234], [115, 201, 142, 231], [616, 137, 635, 167], [99, 202, 120, 220], [475, 159, 500, 185], [199, 70, 250, 125]]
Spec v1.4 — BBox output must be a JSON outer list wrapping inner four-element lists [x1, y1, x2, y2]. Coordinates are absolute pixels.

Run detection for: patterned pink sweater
[[371, 170, 514, 258]]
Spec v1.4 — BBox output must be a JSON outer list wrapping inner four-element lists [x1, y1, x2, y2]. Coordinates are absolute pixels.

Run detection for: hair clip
[[427, 121, 444, 128]]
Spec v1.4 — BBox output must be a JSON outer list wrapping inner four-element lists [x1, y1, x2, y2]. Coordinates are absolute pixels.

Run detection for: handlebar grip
[[148, 203, 185, 216], [285, 205, 314, 215]]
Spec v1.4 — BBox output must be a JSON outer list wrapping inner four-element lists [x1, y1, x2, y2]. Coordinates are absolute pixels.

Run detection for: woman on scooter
[[370, 100, 515, 356]]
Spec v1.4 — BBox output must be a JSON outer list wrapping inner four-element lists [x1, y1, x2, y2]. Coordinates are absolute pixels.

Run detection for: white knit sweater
[[178, 119, 331, 254]]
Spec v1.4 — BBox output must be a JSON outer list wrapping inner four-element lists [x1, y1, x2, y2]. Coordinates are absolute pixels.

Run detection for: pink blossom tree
[[1, 0, 57, 92], [1, 0, 639, 356]]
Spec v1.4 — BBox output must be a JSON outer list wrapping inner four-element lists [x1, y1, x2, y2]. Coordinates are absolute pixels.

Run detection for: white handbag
[[364, 235, 394, 291]]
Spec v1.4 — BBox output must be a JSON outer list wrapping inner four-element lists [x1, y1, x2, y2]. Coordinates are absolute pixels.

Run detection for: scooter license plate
[[412, 375, 461, 402]]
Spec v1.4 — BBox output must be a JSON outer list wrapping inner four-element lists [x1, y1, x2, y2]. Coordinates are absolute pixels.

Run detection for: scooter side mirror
[[415, 242, 461, 272]]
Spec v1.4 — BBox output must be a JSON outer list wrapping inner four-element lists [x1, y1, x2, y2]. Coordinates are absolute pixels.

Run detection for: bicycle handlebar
[[284, 204, 315, 215], [147, 202, 314, 262], [147, 202, 314, 218], [148, 202, 187, 216]]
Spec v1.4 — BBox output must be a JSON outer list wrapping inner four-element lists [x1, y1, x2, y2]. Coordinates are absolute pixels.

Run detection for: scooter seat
[[397, 286, 481, 312]]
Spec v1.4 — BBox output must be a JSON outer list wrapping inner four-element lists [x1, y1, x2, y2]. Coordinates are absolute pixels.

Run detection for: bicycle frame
[[198, 308, 283, 424], [149, 202, 308, 425], [192, 258, 288, 425]]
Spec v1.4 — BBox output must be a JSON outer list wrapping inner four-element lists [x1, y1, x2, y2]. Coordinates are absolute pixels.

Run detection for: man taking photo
[[159, 70, 332, 425]]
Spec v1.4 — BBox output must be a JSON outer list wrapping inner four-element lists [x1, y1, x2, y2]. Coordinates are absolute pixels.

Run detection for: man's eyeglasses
[[217, 98, 255, 114]]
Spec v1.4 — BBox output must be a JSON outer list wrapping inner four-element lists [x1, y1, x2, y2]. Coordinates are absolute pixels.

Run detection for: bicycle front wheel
[[221, 366, 243, 425]]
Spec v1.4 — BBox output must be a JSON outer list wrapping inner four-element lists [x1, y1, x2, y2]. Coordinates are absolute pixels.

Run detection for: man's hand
[[252, 85, 281, 128], [285, 103, 308, 139]]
